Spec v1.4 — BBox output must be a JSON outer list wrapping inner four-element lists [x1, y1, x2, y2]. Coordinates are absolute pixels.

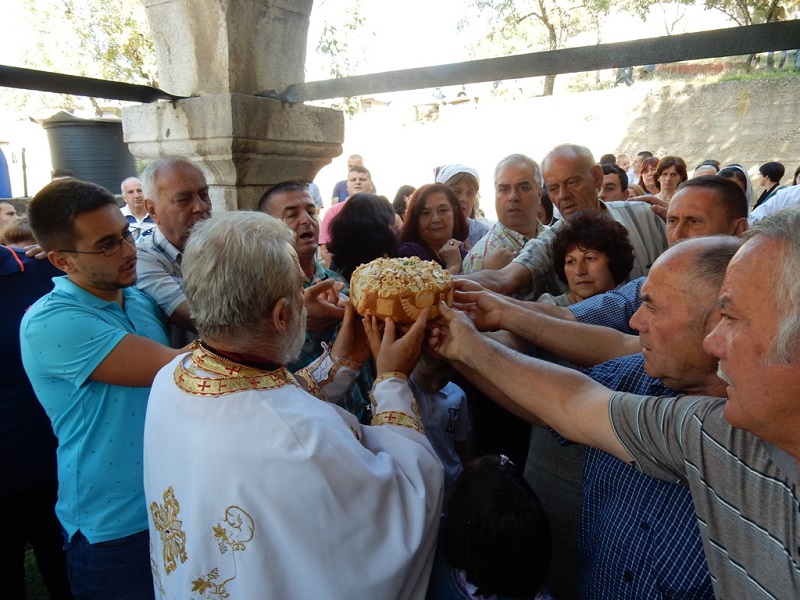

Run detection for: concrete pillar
[[122, 0, 343, 210]]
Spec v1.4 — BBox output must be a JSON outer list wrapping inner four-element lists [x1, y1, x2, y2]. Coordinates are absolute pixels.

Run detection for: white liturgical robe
[[144, 345, 444, 600]]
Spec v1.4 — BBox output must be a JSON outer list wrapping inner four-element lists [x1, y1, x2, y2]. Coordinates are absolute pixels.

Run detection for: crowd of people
[[2, 144, 800, 600]]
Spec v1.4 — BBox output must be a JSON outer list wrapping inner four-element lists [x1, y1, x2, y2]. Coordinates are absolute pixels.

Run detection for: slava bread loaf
[[350, 257, 454, 324]]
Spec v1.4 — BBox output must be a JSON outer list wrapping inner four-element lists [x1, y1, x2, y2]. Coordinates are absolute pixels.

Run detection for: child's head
[[1, 216, 36, 247], [616, 153, 631, 172], [444, 454, 551, 598], [412, 353, 454, 393]]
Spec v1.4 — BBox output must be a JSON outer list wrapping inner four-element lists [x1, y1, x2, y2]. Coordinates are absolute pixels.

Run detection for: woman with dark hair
[[426, 454, 552, 600], [793, 165, 800, 186], [392, 185, 415, 222], [539, 210, 634, 306], [654, 156, 688, 203], [536, 189, 557, 227], [326, 193, 399, 280], [638, 156, 660, 195], [398, 183, 469, 274], [754, 162, 784, 209], [717, 164, 753, 207]]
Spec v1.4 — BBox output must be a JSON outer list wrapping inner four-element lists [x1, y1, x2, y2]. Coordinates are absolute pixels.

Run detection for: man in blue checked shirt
[[446, 235, 742, 599]]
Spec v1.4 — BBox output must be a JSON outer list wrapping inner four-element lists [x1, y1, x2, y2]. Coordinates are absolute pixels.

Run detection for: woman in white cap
[[436, 164, 491, 249]]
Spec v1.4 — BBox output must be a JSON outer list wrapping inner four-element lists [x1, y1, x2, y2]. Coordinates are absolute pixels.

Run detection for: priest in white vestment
[[144, 211, 444, 600]]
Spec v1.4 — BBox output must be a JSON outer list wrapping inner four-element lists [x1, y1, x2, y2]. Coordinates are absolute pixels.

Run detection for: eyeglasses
[[59, 230, 136, 257]]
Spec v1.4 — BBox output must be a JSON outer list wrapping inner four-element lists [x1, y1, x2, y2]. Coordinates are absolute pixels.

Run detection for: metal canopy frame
[[0, 21, 798, 105]]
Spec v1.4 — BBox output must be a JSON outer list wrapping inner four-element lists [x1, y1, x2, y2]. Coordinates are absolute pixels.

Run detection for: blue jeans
[[63, 529, 155, 600]]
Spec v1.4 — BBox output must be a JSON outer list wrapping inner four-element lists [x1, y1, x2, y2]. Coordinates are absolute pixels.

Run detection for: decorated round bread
[[350, 257, 454, 324]]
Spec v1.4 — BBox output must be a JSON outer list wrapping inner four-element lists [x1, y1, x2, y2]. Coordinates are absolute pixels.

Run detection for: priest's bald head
[[182, 211, 306, 362]]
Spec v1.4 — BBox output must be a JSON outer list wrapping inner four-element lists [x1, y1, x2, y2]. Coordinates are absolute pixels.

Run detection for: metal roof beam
[[0, 21, 798, 104], [0, 65, 186, 103], [277, 21, 800, 102]]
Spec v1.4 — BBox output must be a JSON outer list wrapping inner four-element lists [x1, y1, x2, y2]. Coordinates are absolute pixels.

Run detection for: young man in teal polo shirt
[[21, 179, 185, 600]]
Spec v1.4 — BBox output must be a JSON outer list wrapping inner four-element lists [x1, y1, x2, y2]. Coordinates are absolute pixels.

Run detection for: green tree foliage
[[313, 0, 373, 116], [460, 0, 798, 95], [700, 0, 796, 25], [459, 0, 614, 96], [11, 0, 156, 115]]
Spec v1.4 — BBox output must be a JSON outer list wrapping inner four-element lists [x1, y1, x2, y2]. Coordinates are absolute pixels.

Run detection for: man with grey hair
[[135, 156, 212, 347], [462, 154, 546, 276], [120, 176, 155, 239], [458, 237, 741, 600], [464, 144, 667, 300], [144, 211, 444, 599], [430, 207, 800, 598]]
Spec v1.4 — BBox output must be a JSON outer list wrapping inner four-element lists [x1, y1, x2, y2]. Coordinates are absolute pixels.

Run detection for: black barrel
[[40, 112, 137, 193]]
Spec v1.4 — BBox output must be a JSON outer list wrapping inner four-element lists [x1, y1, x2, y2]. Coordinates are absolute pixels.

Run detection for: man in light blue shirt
[[21, 178, 184, 599], [135, 156, 212, 348]]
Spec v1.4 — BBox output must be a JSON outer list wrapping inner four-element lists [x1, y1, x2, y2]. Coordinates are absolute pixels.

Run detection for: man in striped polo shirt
[[432, 206, 800, 599], [462, 143, 668, 301]]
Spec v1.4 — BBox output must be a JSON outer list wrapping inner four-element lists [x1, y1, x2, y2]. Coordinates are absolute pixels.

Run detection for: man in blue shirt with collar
[[449, 236, 741, 599], [21, 178, 185, 599], [435, 212, 800, 598], [135, 156, 212, 348], [120, 177, 156, 239]]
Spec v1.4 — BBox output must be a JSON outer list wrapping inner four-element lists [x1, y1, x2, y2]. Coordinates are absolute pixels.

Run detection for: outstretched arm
[[458, 261, 531, 295], [456, 289, 640, 367], [90, 334, 187, 387], [429, 303, 632, 462]]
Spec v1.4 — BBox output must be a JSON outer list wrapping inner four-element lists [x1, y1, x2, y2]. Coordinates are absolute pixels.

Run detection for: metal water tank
[[40, 112, 137, 192]]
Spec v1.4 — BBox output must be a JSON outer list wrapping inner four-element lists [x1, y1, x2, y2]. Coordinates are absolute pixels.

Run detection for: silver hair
[[741, 207, 800, 362], [141, 156, 200, 202], [493, 154, 543, 188], [182, 211, 301, 354], [120, 177, 141, 195], [541, 144, 596, 173]]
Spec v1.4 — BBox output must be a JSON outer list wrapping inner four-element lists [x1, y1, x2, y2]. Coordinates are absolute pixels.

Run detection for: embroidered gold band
[[371, 411, 424, 433], [329, 353, 363, 371], [373, 371, 408, 386], [174, 346, 297, 397], [294, 368, 326, 401]]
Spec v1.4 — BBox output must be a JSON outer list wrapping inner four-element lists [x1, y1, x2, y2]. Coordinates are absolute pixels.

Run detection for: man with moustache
[[455, 237, 741, 599], [432, 209, 800, 598], [20, 178, 184, 599]]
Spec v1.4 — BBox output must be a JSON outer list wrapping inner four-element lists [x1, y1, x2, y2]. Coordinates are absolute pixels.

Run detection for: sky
[[305, 0, 476, 78], [2, 1, 739, 88]]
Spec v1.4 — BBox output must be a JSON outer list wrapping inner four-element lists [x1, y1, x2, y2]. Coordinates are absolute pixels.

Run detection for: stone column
[[122, 0, 343, 210]]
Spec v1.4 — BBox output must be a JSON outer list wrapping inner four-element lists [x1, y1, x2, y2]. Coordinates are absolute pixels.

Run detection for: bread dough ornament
[[350, 257, 454, 324]]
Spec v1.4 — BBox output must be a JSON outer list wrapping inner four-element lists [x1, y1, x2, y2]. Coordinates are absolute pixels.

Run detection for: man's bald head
[[542, 144, 603, 218]]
